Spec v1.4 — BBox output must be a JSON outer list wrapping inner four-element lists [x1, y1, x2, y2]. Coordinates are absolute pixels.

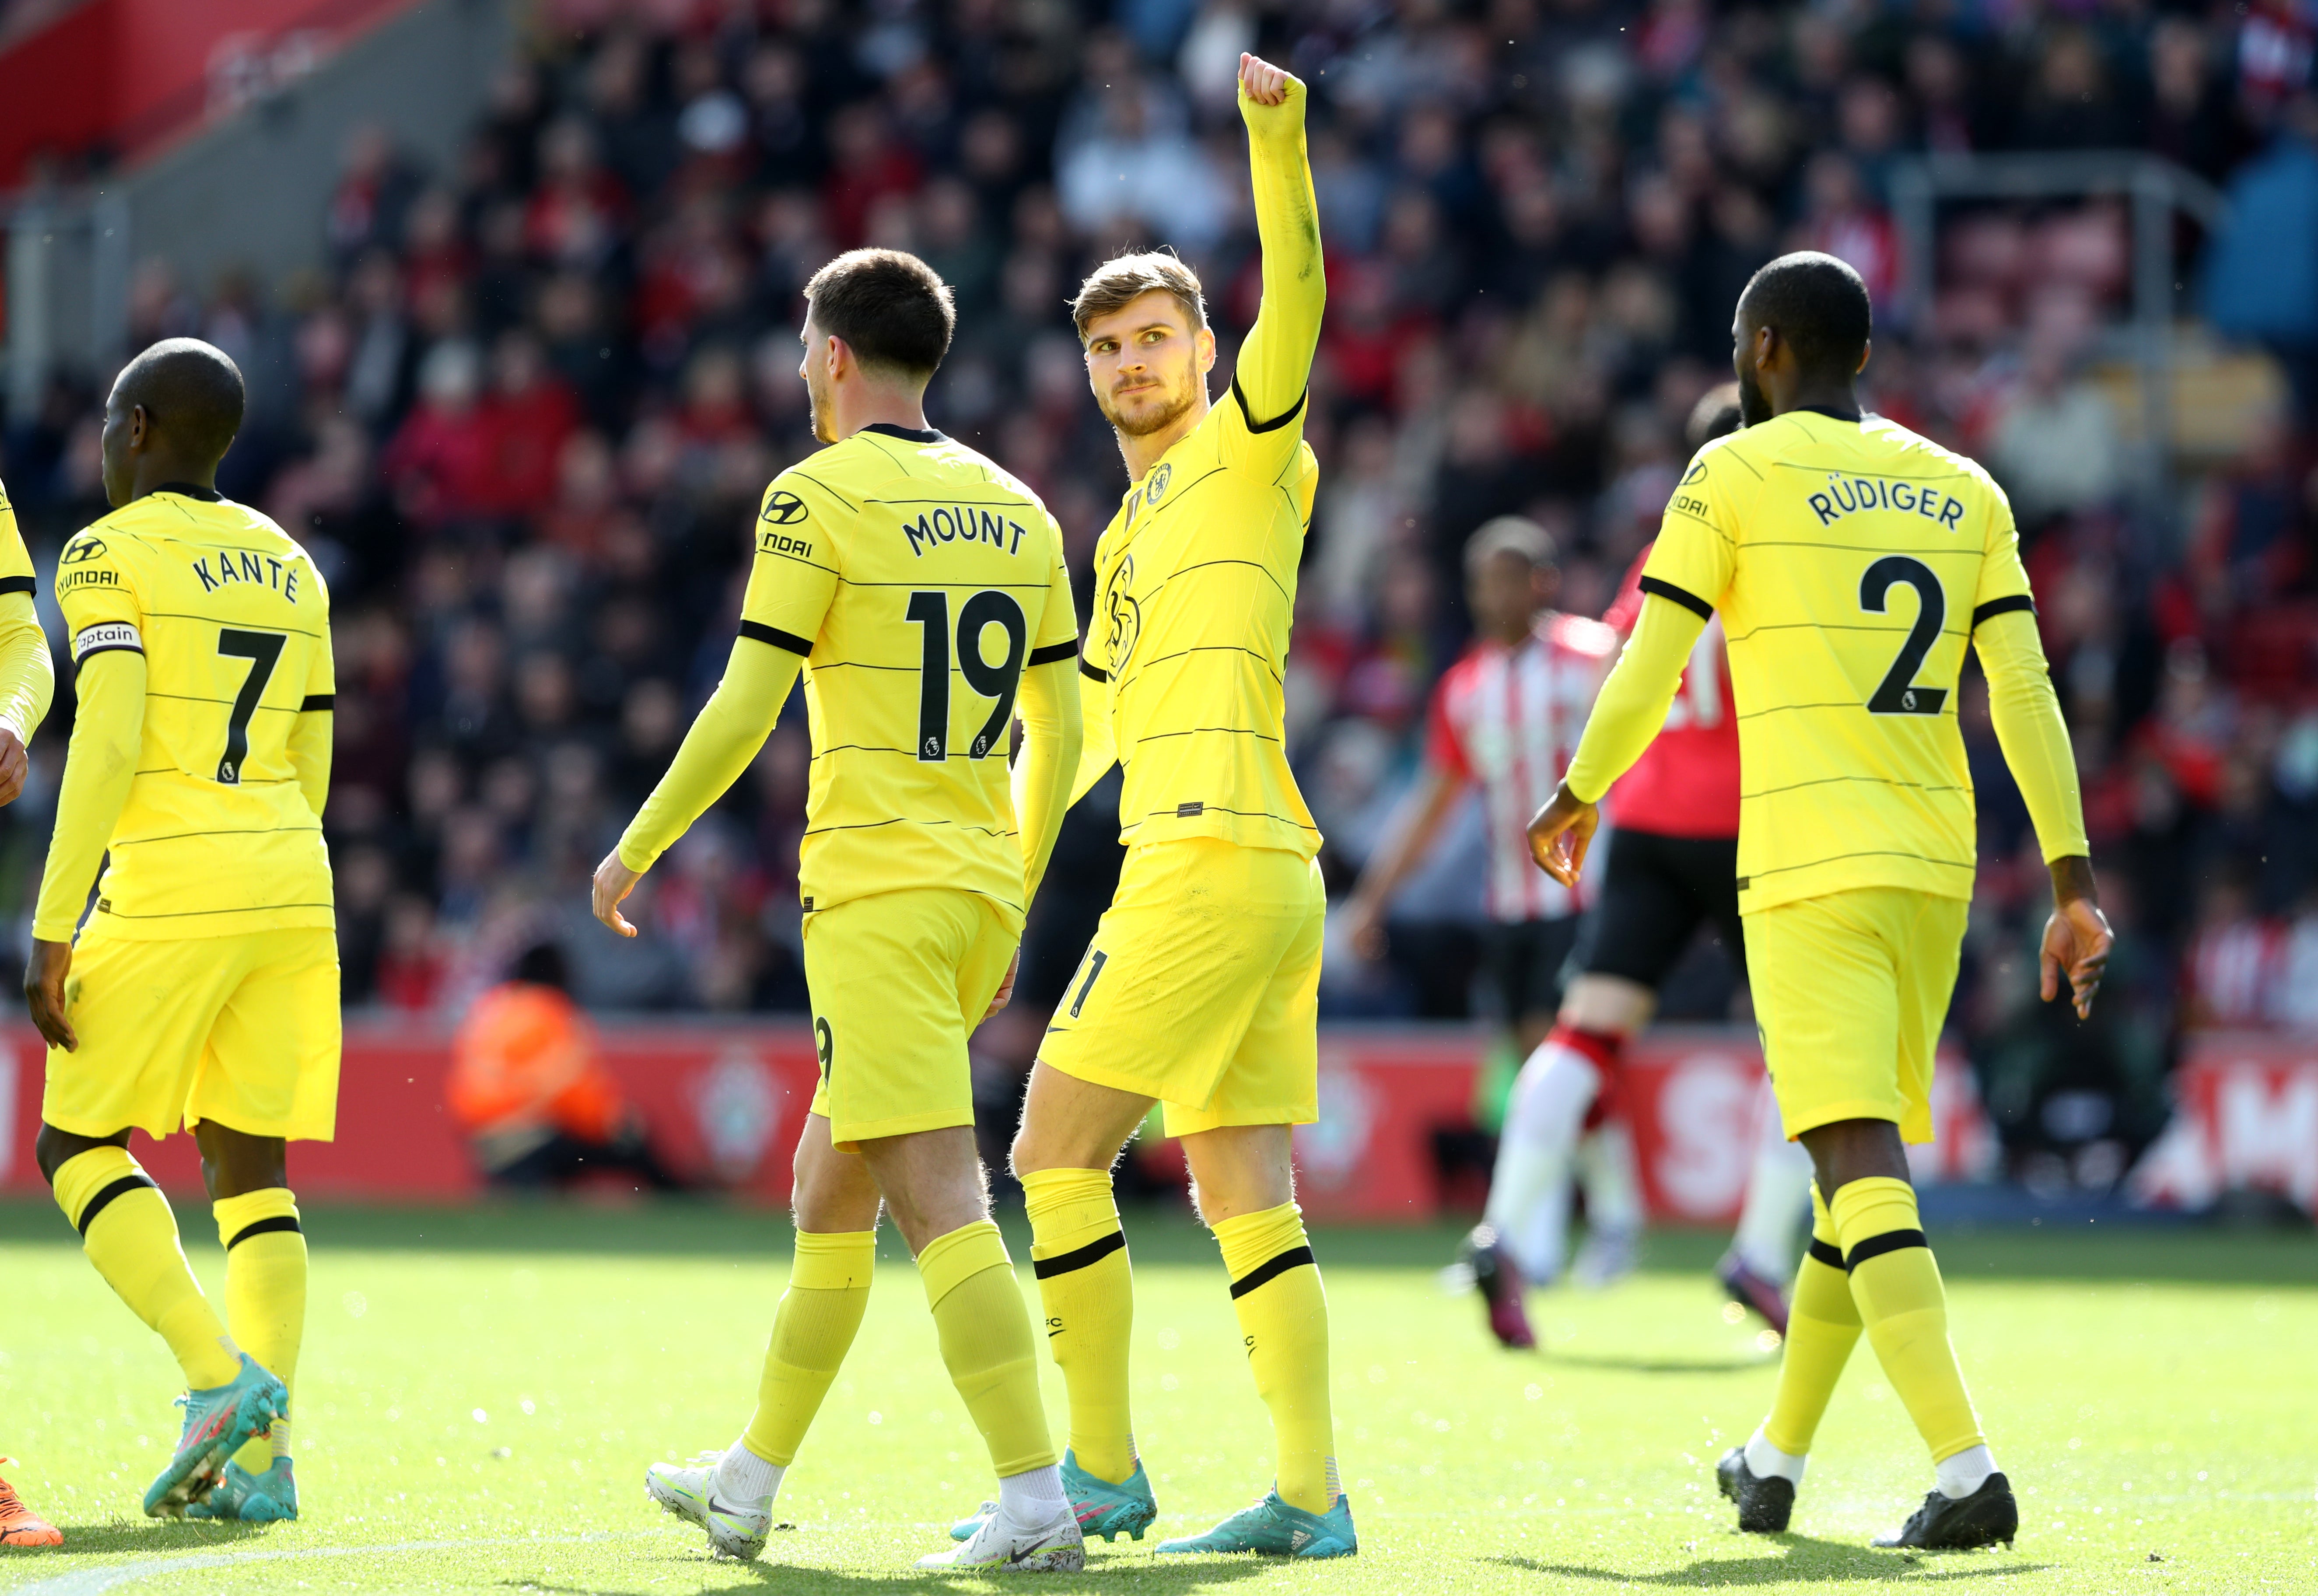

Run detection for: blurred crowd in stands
[[4, 0, 2318, 1181]]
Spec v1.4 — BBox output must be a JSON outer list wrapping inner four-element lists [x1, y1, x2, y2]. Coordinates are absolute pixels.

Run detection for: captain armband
[[71, 622, 144, 669]]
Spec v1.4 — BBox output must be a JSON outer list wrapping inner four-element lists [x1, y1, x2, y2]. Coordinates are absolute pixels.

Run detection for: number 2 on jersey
[[216, 627, 286, 784], [1858, 556, 1948, 716], [906, 591, 1027, 761]]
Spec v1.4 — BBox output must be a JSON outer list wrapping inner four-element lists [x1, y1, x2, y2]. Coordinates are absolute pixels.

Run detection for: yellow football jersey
[[35, 487, 334, 940], [1640, 410, 2034, 912], [1083, 396, 1320, 860], [740, 424, 1078, 919], [1078, 84, 1326, 862]]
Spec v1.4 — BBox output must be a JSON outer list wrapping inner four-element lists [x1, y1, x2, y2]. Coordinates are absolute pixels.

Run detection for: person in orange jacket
[[448, 943, 684, 1191]]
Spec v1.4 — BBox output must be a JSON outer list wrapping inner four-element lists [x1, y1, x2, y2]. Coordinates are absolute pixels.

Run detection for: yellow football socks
[[916, 1220, 1056, 1478], [215, 1188, 305, 1472], [1022, 1167, 1138, 1485], [742, 1229, 875, 1468], [1831, 1176, 1985, 1462], [1213, 1202, 1338, 1513], [1762, 1186, 1862, 1457], [53, 1147, 240, 1391]]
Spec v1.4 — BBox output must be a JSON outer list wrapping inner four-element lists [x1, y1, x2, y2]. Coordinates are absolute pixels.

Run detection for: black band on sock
[[1032, 1228, 1124, 1279], [226, 1214, 303, 1250], [1228, 1244, 1315, 1298], [75, 1173, 157, 1236], [1807, 1238, 1846, 1270], [1842, 1228, 1928, 1270]]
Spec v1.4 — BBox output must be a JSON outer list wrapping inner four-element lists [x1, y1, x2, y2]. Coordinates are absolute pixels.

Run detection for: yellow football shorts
[[803, 886, 1019, 1151], [42, 926, 343, 1142], [1040, 836, 1324, 1137], [1744, 885, 1968, 1144]]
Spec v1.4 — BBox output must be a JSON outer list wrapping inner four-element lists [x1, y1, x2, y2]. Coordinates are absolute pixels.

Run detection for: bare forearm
[[1352, 768, 1464, 907], [2049, 854, 2098, 906]]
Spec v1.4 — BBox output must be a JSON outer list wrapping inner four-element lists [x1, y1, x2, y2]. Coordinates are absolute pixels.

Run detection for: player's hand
[[24, 938, 75, 1053], [0, 727, 28, 807], [1344, 892, 1389, 961], [983, 948, 1021, 1021], [1526, 783, 1599, 889], [591, 850, 644, 938], [1239, 52, 1295, 107], [2040, 884, 2113, 1021]]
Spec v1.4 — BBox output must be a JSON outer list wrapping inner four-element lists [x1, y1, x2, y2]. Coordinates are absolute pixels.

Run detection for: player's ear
[[1856, 337, 1872, 376], [1195, 325, 1216, 373]]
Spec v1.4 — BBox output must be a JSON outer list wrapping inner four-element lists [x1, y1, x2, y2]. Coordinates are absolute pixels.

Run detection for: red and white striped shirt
[[1426, 612, 1618, 923], [1600, 543, 1742, 839]]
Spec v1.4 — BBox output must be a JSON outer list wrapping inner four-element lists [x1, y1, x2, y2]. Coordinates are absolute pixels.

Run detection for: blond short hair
[[1071, 252, 1207, 343]]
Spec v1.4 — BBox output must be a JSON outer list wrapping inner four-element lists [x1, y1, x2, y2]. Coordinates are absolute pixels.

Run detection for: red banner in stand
[[2129, 1033, 2318, 1216], [0, 1021, 1995, 1220]]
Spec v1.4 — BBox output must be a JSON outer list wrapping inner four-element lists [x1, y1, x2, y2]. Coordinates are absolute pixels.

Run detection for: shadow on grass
[[12, 1516, 267, 1555], [1489, 1536, 2048, 1586], [495, 1550, 1279, 1595], [2, 1200, 2311, 1284]]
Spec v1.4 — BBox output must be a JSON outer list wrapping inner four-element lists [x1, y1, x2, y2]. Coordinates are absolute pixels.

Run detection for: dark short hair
[[1072, 252, 1207, 344], [116, 337, 245, 466], [803, 248, 955, 379], [1687, 381, 1743, 448], [1740, 252, 1872, 381]]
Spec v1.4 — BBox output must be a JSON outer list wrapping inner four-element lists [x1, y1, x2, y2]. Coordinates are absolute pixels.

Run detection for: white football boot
[[645, 1451, 774, 1561], [916, 1500, 1085, 1572]]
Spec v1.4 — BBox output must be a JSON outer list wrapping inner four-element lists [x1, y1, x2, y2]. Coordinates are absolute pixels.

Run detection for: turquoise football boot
[[1155, 1490, 1358, 1558], [186, 1456, 298, 1522], [948, 1449, 1160, 1543], [143, 1354, 286, 1518]]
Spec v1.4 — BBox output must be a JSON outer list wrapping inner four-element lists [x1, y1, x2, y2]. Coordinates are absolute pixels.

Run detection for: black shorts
[[1480, 914, 1582, 1027], [1572, 830, 1747, 989]]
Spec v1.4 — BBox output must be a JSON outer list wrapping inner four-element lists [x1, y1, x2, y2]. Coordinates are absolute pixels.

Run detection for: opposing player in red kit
[[1466, 386, 1816, 1348], [1344, 518, 1642, 1346]]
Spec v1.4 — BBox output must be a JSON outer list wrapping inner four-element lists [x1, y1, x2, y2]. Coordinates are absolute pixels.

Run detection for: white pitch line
[[3, 1532, 622, 1596]]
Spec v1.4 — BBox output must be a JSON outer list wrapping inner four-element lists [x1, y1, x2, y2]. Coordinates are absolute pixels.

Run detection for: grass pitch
[[2, 1200, 2313, 1593]]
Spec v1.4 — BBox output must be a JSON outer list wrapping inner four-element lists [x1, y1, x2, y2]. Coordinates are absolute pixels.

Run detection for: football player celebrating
[[973, 52, 1355, 1560]]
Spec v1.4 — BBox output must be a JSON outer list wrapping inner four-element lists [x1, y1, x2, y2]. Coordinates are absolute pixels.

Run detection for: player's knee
[[34, 1122, 125, 1186], [1558, 975, 1652, 1033], [33, 1123, 73, 1186], [1799, 1117, 1909, 1196], [195, 1125, 287, 1199]]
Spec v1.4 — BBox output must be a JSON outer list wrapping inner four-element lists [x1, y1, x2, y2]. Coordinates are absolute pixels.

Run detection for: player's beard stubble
[[1096, 362, 1203, 440], [805, 364, 837, 444], [1736, 362, 1773, 429]]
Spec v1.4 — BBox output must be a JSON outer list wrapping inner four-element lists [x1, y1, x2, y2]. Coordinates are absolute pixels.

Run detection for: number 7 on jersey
[[216, 627, 286, 784]]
